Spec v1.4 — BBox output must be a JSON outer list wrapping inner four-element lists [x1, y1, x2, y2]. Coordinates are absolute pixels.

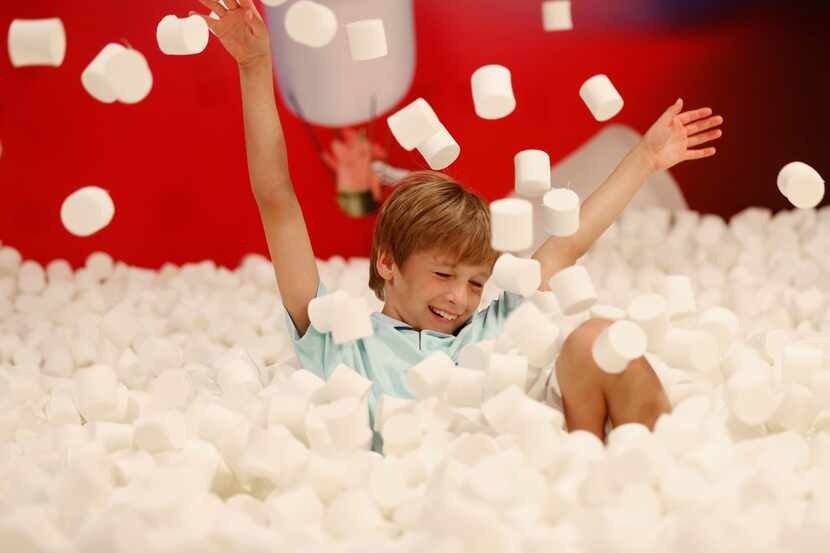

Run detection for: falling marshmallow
[[331, 295, 374, 344], [60, 186, 115, 237], [548, 265, 597, 315], [542, 188, 580, 237], [387, 98, 442, 151], [542, 1, 573, 31], [284, 0, 338, 48], [592, 320, 647, 374], [490, 198, 533, 252], [81, 44, 126, 103], [156, 15, 209, 56], [492, 253, 541, 297], [108, 47, 154, 104], [346, 19, 387, 61], [514, 150, 551, 197], [7, 18, 66, 67], [471, 65, 516, 120], [579, 74, 624, 122], [308, 289, 349, 332], [416, 124, 460, 170], [777, 161, 825, 209], [503, 302, 561, 367]]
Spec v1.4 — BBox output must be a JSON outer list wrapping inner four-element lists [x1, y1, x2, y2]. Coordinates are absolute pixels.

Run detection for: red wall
[[1, 1, 828, 270]]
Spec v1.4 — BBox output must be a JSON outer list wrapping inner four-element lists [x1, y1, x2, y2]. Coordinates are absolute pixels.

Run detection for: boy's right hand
[[191, 0, 271, 68]]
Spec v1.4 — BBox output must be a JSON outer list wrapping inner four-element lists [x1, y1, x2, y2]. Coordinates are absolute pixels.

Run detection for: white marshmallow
[[725, 367, 782, 426], [387, 98, 442, 151], [61, 186, 115, 237], [514, 150, 551, 197], [699, 306, 740, 354], [317, 397, 371, 450], [661, 274, 697, 320], [88, 421, 134, 452], [331, 295, 374, 344], [445, 366, 485, 408], [591, 320, 647, 374], [267, 487, 323, 528], [490, 198, 533, 252], [7, 18, 66, 67], [416, 124, 461, 170], [542, 188, 580, 237], [529, 290, 561, 316], [73, 364, 120, 421], [285, 0, 338, 48], [777, 161, 825, 209], [346, 19, 387, 61], [548, 265, 597, 315], [492, 253, 541, 297], [156, 15, 209, 56], [471, 64, 516, 120], [458, 340, 495, 371], [579, 74, 623, 122], [261, 0, 289, 5], [406, 352, 453, 400], [382, 413, 422, 456], [312, 363, 374, 404], [374, 394, 414, 432], [308, 289, 349, 332], [267, 392, 309, 439], [484, 352, 529, 399], [590, 304, 626, 321], [134, 410, 188, 452], [216, 357, 262, 397], [628, 294, 670, 353], [504, 302, 560, 367], [108, 47, 153, 104], [781, 343, 823, 386], [660, 328, 720, 374], [81, 43, 126, 103], [17, 260, 46, 294], [542, 1, 573, 31]]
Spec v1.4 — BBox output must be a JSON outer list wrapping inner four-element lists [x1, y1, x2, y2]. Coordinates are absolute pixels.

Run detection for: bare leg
[[553, 318, 672, 441]]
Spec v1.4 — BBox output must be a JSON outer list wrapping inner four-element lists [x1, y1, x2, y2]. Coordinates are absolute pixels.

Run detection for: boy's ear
[[376, 249, 395, 280]]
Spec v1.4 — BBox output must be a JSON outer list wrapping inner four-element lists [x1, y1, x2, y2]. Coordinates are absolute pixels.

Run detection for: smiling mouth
[[429, 306, 459, 321]]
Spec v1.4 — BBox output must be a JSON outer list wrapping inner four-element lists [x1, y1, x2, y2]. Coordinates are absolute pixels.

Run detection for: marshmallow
[[699, 306, 740, 354], [382, 413, 422, 456], [529, 290, 561, 316], [725, 367, 782, 426], [781, 343, 823, 387], [17, 261, 46, 294], [548, 265, 597, 315], [471, 65, 516, 120], [416, 124, 461, 170], [660, 328, 720, 374], [590, 304, 626, 321], [308, 289, 349, 332], [267, 487, 323, 529], [331, 295, 374, 344], [591, 320, 647, 374], [492, 254, 541, 297], [406, 352, 453, 400], [504, 302, 561, 367], [346, 19, 387, 61], [7, 18, 66, 67], [777, 161, 825, 209], [61, 186, 115, 237], [374, 394, 414, 432], [88, 421, 134, 453], [490, 198, 533, 252], [387, 98, 442, 151], [285, 0, 338, 47], [156, 15, 209, 56], [134, 410, 188, 452], [81, 44, 127, 103], [514, 150, 551, 197], [261, 0, 289, 5], [628, 294, 669, 352], [458, 340, 495, 371], [316, 397, 371, 451], [661, 274, 697, 320], [312, 363, 373, 404], [108, 47, 153, 104], [445, 366, 485, 408], [542, 188, 580, 237], [579, 74, 624, 122], [542, 1, 573, 31], [484, 352, 528, 399]]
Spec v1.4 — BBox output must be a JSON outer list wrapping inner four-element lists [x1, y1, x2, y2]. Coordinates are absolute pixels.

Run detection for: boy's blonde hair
[[369, 171, 498, 301]]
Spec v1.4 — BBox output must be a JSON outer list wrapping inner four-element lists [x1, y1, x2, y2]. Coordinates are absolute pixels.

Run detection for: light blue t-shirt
[[282, 283, 525, 451]]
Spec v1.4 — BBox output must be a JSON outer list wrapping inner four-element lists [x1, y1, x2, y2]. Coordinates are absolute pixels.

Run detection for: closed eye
[[434, 272, 450, 278], [471, 282, 484, 288]]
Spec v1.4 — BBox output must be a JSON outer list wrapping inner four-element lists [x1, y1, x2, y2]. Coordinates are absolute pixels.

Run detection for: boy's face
[[378, 247, 492, 333]]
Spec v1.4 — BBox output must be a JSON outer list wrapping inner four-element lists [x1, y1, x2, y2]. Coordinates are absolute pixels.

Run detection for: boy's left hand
[[641, 99, 723, 173]]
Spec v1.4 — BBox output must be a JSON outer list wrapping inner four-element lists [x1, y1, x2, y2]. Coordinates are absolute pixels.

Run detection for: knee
[[556, 318, 614, 384]]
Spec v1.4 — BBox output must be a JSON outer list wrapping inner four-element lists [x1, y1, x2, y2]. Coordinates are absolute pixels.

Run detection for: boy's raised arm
[[196, 0, 319, 334]]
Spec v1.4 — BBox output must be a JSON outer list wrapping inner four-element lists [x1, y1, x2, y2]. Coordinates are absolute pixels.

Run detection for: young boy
[[195, 0, 724, 442]]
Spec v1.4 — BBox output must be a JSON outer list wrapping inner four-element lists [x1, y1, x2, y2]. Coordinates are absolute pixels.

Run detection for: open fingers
[[198, 0, 227, 16], [687, 128, 722, 148], [677, 107, 713, 125], [223, 0, 241, 9], [686, 115, 723, 136], [684, 146, 716, 160]]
